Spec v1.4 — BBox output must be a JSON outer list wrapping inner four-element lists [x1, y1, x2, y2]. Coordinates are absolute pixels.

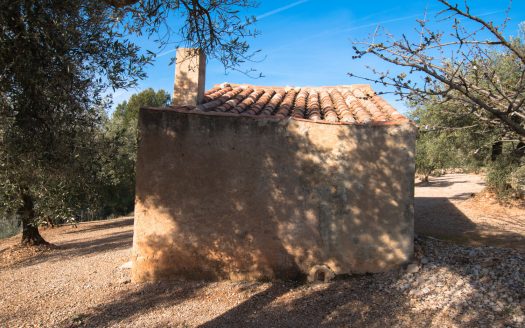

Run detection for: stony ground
[[0, 174, 524, 327]]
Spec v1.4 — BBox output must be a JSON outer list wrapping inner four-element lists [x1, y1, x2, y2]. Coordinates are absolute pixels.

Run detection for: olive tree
[[99, 89, 170, 216], [352, 0, 525, 140], [0, 0, 257, 245]]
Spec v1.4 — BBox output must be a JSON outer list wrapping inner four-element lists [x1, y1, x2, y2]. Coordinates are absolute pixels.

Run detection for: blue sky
[[111, 0, 525, 113]]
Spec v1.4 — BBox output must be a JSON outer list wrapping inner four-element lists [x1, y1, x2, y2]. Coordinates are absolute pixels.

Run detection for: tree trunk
[[515, 142, 525, 159], [491, 141, 503, 161], [19, 193, 49, 246]]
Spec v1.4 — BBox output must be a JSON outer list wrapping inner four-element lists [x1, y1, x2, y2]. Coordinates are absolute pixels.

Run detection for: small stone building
[[131, 49, 416, 282]]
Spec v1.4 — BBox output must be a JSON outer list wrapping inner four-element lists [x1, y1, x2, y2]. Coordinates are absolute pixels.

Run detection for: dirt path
[[415, 174, 525, 250]]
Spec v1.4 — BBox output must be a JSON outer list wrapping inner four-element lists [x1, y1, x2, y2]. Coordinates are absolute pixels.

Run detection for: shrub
[[486, 154, 524, 199], [509, 164, 525, 196]]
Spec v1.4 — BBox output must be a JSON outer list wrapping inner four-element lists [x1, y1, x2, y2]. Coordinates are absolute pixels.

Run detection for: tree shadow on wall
[[199, 198, 524, 327], [172, 69, 200, 107], [77, 110, 522, 327], [134, 111, 415, 282]]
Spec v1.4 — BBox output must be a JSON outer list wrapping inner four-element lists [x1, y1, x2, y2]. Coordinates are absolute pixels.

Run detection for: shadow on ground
[[198, 280, 417, 327], [1, 218, 134, 269], [72, 236, 523, 328], [415, 179, 457, 188], [64, 217, 134, 234], [71, 281, 207, 327], [76, 274, 420, 327], [415, 196, 525, 250]]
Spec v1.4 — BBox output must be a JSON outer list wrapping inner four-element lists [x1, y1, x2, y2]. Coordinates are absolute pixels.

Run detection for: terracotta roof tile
[[275, 87, 297, 118], [261, 89, 286, 116], [292, 89, 308, 119], [232, 88, 264, 114], [331, 90, 355, 123], [243, 89, 275, 115], [190, 83, 408, 124], [306, 89, 321, 121], [320, 90, 338, 122]]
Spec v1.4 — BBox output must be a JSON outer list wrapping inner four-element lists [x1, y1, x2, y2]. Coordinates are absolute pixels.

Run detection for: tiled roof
[[181, 83, 408, 124]]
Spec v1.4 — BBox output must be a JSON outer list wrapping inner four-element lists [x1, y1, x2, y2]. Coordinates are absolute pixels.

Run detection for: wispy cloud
[[256, 0, 309, 21], [155, 1, 311, 57], [478, 10, 506, 17], [342, 13, 423, 33], [264, 7, 505, 57], [262, 10, 422, 56], [157, 48, 177, 58]]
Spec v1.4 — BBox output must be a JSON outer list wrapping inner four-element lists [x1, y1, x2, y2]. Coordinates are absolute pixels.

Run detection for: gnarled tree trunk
[[19, 193, 48, 246]]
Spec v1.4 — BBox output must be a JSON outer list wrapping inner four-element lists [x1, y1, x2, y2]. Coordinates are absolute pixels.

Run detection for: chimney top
[[172, 48, 206, 107]]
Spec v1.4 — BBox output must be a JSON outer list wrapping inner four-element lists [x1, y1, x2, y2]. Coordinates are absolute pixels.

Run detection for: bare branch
[[352, 0, 525, 138]]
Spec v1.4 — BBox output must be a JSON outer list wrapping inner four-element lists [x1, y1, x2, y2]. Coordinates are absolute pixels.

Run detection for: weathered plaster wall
[[132, 108, 417, 282]]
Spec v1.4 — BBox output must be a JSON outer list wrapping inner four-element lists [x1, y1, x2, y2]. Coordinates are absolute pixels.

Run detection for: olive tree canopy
[[352, 0, 525, 140], [0, 0, 257, 244]]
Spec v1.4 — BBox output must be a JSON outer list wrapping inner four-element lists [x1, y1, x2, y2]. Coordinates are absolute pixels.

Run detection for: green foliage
[[97, 88, 170, 216], [509, 164, 525, 194], [410, 101, 492, 178], [412, 99, 524, 198], [111, 0, 259, 73], [0, 1, 152, 240], [415, 132, 455, 179], [0, 0, 256, 242], [0, 87, 170, 238], [408, 38, 525, 198], [353, 3, 525, 138], [486, 149, 525, 199], [113, 88, 171, 132]]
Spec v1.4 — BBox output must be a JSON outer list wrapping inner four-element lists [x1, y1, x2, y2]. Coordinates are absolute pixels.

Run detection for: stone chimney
[[172, 48, 206, 106]]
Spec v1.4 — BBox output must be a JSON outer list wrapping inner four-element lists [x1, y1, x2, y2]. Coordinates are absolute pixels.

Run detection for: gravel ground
[[0, 218, 523, 327], [0, 174, 523, 327]]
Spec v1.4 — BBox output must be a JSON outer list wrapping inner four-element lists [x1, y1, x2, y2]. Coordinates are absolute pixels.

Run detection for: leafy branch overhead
[[105, 0, 261, 74], [352, 0, 525, 139], [0, 0, 258, 245]]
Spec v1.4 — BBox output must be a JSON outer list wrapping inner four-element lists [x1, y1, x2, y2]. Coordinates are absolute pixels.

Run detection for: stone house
[[131, 48, 416, 282]]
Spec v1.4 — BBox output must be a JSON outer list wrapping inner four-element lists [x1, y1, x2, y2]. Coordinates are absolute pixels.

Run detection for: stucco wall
[[132, 108, 417, 282]]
